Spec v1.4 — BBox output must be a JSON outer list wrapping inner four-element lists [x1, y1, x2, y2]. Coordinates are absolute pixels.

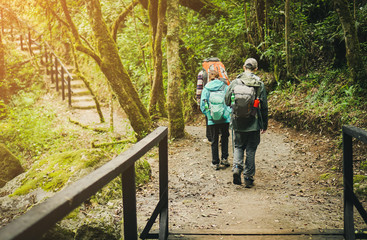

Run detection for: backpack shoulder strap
[[202, 68, 208, 86], [219, 83, 226, 91]]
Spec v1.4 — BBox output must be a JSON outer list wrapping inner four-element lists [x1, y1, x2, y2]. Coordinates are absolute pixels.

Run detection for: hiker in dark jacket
[[200, 70, 232, 170], [225, 58, 268, 187]]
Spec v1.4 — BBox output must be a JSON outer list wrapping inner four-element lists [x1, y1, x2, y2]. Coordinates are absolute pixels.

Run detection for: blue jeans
[[208, 123, 229, 164], [233, 131, 260, 177]]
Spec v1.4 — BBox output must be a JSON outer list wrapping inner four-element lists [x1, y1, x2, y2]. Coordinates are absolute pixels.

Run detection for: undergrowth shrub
[[0, 91, 58, 166], [270, 68, 367, 135]]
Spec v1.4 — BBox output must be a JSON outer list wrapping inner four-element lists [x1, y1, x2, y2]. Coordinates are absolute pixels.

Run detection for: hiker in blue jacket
[[224, 58, 268, 188], [200, 70, 232, 170]]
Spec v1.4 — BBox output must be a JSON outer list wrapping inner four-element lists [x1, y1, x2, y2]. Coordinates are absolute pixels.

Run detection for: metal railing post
[[50, 54, 54, 83], [28, 30, 32, 55], [159, 134, 169, 240], [61, 67, 65, 100], [122, 165, 137, 240], [343, 128, 355, 240], [20, 34, 23, 51], [55, 58, 59, 91], [45, 48, 49, 75], [68, 76, 72, 107]]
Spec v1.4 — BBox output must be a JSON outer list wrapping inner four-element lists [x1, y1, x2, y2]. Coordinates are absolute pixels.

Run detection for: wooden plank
[[167, 229, 345, 240], [140, 188, 168, 239], [0, 127, 168, 240], [122, 165, 137, 240], [168, 235, 344, 240], [343, 131, 355, 240], [168, 229, 344, 236], [343, 125, 367, 144]]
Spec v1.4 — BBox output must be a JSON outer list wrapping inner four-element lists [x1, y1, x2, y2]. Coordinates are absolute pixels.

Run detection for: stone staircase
[[69, 79, 96, 110], [4, 26, 96, 110]]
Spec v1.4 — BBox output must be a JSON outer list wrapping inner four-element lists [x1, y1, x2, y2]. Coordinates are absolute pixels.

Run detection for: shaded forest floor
[[136, 115, 349, 234], [2, 92, 367, 237], [48, 100, 352, 233]]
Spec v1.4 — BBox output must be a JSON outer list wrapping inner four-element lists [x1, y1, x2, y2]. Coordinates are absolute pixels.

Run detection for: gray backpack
[[231, 74, 261, 120]]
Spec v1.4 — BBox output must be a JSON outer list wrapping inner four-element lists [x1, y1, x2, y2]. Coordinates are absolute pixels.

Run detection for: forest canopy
[[1, 0, 367, 138]]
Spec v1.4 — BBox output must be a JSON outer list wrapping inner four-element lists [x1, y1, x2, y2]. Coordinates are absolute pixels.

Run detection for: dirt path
[[49, 105, 349, 234], [136, 118, 345, 234]]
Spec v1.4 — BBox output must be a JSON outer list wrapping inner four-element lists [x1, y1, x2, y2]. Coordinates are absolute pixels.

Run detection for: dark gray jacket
[[225, 72, 268, 132]]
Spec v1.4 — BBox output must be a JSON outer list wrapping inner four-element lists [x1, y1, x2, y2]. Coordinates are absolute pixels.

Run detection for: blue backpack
[[208, 84, 227, 121]]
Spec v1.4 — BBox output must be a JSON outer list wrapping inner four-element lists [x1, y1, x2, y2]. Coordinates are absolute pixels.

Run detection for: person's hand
[[261, 129, 266, 134]]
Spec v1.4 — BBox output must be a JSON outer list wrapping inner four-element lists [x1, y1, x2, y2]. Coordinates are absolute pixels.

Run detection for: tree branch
[[59, 0, 102, 65], [139, 0, 227, 17], [179, 0, 228, 18], [111, 0, 139, 42]]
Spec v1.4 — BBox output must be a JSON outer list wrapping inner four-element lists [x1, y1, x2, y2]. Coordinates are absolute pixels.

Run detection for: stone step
[[71, 101, 96, 110], [70, 80, 85, 88], [71, 95, 94, 103], [71, 88, 90, 96]]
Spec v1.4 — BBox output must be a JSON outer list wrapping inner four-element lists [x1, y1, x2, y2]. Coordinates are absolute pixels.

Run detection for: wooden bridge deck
[[167, 229, 344, 239]]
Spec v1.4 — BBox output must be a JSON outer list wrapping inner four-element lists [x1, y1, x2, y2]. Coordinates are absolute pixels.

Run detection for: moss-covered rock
[[74, 225, 119, 240], [11, 149, 108, 195], [41, 225, 74, 240], [0, 144, 24, 188]]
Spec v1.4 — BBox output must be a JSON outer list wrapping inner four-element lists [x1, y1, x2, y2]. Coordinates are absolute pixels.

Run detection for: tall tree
[[167, 0, 184, 139], [148, 0, 167, 118], [333, 0, 367, 88], [285, 0, 292, 76], [255, 0, 265, 46], [0, 33, 5, 81], [57, 0, 151, 139], [0, 7, 5, 81]]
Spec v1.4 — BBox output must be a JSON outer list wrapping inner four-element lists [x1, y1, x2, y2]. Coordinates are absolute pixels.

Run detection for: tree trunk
[[285, 0, 292, 77], [148, 0, 167, 118], [0, 33, 5, 80], [139, 0, 227, 18], [334, 0, 367, 88], [0, 8, 5, 80], [244, 0, 251, 44], [167, 0, 185, 139], [255, 0, 265, 46], [85, 0, 151, 139]]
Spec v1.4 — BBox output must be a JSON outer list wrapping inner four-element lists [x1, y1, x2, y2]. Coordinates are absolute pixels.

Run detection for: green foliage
[[11, 149, 108, 195], [0, 91, 58, 164], [269, 68, 367, 134], [135, 159, 151, 186], [354, 175, 367, 196], [91, 159, 151, 204], [0, 48, 43, 104]]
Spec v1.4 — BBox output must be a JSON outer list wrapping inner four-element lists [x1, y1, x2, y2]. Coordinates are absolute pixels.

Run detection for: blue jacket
[[200, 79, 231, 125]]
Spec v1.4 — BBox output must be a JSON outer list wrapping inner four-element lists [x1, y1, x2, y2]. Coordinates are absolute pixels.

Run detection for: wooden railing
[[43, 43, 73, 107], [343, 125, 367, 240], [0, 127, 169, 240], [0, 6, 73, 107]]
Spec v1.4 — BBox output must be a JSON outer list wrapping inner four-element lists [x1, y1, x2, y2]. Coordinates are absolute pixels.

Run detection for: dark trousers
[[233, 131, 260, 177], [205, 116, 212, 142], [208, 123, 229, 164]]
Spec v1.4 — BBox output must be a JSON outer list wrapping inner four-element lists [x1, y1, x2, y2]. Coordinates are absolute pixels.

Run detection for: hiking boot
[[244, 176, 254, 188], [221, 159, 230, 167], [233, 167, 242, 185], [212, 163, 220, 170]]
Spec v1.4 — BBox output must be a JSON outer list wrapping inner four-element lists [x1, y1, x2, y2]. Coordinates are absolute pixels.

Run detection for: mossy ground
[[11, 149, 108, 195]]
